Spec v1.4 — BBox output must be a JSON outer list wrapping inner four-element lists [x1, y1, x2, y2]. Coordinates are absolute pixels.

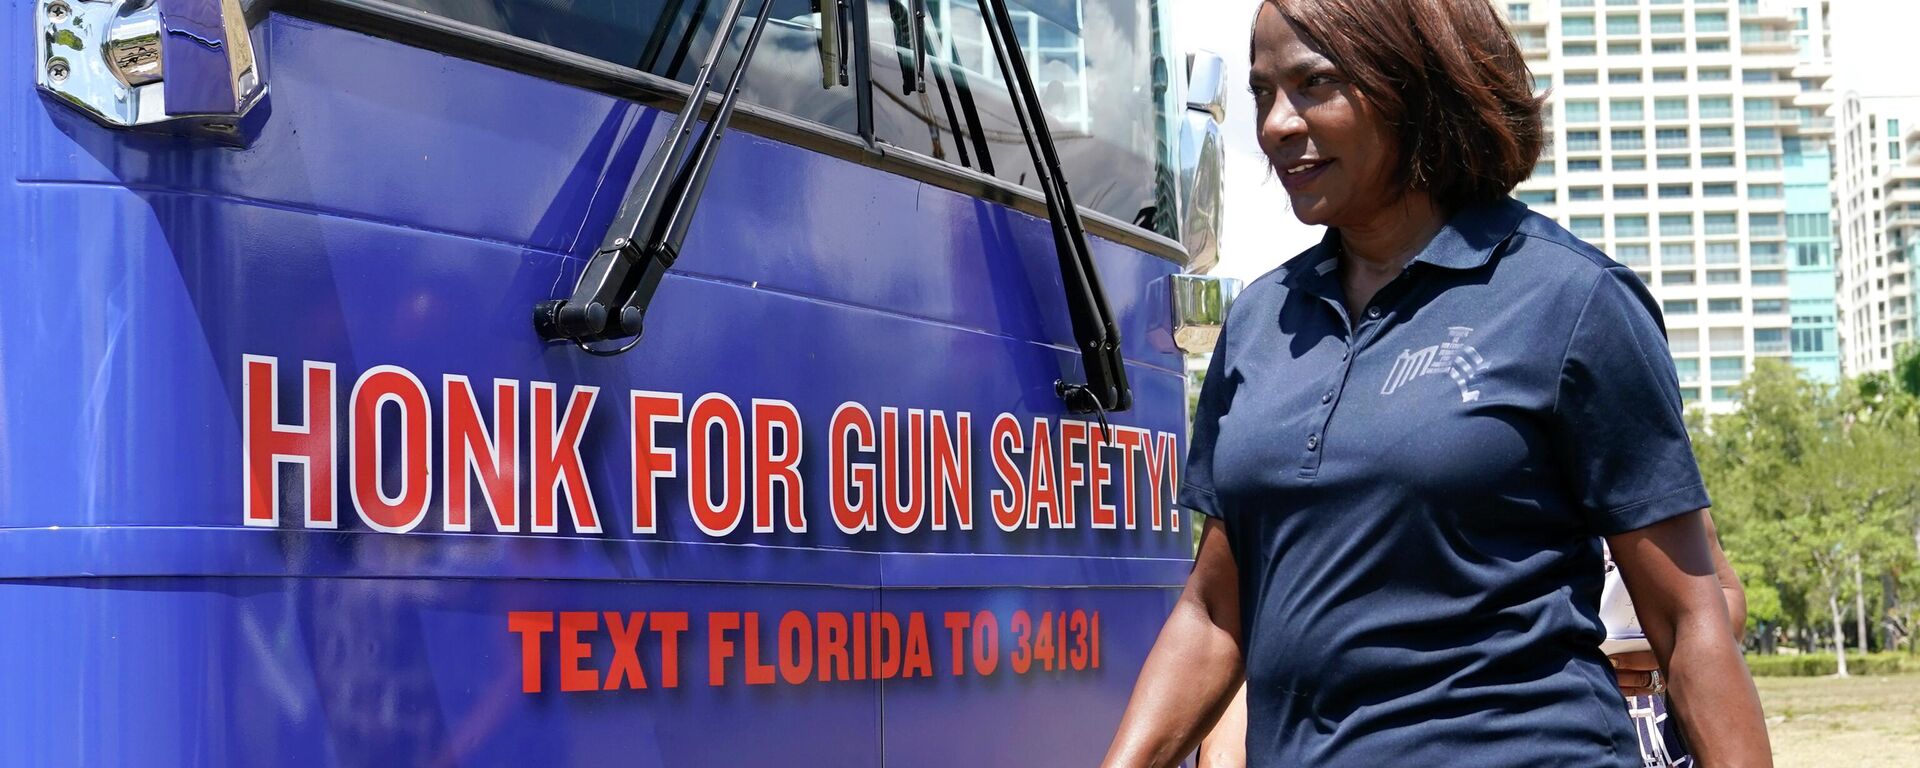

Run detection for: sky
[[1171, 0, 1920, 284]]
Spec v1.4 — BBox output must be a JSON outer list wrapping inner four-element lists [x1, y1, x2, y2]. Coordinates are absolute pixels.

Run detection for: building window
[[1533, 161, 1556, 178], [1697, 11, 1728, 33], [1650, 12, 1684, 33], [1747, 155, 1782, 171], [1567, 100, 1601, 122], [1674, 358, 1701, 384], [1572, 216, 1606, 238], [1791, 328, 1826, 352], [1567, 129, 1602, 151], [1701, 96, 1733, 119], [1712, 386, 1742, 402], [1570, 158, 1603, 172], [1517, 189, 1557, 206], [1566, 70, 1599, 85], [1742, 69, 1776, 83], [1661, 213, 1695, 236], [1703, 182, 1736, 197], [1697, 40, 1730, 53], [1890, 118, 1903, 138], [1794, 243, 1828, 266], [1652, 41, 1687, 54], [1658, 154, 1692, 169], [1751, 270, 1786, 285], [1699, 69, 1732, 83], [1753, 299, 1786, 314], [1709, 298, 1742, 313], [1655, 127, 1690, 149], [1701, 125, 1734, 148], [1754, 328, 1789, 353], [1664, 270, 1697, 286], [1701, 154, 1735, 168], [1706, 269, 1741, 284], [1615, 214, 1650, 238], [1658, 183, 1692, 199], [1652, 68, 1688, 83], [1508, 3, 1532, 22], [1706, 241, 1740, 264], [1612, 129, 1646, 150], [1787, 213, 1828, 237], [1752, 242, 1785, 266], [1662, 242, 1696, 265], [1655, 97, 1690, 120], [1607, 14, 1640, 35], [1710, 327, 1745, 352], [1704, 212, 1738, 235], [1664, 299, 1699, 315], [1711, 356, 1745, 381], [1564, 15, 1597, 36], [1615, 184, 1649, 199], [1616, 243, 1652, 266], [1564, 42, 1598, 56], [1750, 213, 1784, 236], [1569, 186, 1604, 200], [1611, 98, 1645, 121], [1611, 41, 1644, 55], [1610, 69, 1644, 83], [1669, 328, 1700, 353], [1614, 156, 1647, 170], [1749, 183, 1783, 199]]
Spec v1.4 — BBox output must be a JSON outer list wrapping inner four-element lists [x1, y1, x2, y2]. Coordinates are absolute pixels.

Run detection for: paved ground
[[1757, 675, 1920, 767]]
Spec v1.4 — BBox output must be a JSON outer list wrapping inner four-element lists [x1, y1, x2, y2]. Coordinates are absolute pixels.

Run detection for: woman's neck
[[1337, 193, 1448, 276]]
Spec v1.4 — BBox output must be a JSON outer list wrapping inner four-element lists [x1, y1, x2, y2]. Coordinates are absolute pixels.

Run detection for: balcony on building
[[1740, 23, 1797, 53]]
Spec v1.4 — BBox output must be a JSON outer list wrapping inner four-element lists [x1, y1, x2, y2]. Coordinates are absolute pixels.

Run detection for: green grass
[[1757, 675, 1920, 767]]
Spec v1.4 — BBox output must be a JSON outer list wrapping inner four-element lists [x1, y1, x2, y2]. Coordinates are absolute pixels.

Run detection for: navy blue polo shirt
[[1182, 196, 1709, 767]]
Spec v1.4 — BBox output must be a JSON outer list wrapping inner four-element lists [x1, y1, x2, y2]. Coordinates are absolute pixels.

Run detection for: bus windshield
[[387, 0, 1180, 238]]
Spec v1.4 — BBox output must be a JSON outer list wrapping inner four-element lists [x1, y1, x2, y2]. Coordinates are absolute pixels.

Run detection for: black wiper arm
[[976, 0, 1131, 415], [535, 0, 782, 353]]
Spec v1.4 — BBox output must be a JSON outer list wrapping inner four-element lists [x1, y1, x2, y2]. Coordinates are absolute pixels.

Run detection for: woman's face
[[1249, 4, 1401, 228]]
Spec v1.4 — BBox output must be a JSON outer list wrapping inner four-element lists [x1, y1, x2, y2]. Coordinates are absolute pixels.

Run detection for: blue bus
[[3, 0, 1233, 763]]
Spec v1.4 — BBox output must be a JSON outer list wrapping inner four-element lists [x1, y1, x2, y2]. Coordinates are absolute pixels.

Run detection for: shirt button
[[1321, 390, 1334, 404], [1306, 434, 1319, 451], [1366, 306, 1382, 319]]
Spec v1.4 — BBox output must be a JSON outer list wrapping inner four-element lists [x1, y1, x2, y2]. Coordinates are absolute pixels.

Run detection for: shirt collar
[[1292, 195, 1529, 287], [1410, 196, 1529, 271]]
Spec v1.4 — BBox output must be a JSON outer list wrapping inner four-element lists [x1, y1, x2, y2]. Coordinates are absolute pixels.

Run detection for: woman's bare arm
[[1614, 509, 1747, 696], [1609, 510, 1771, 767], [1101, 517, 1245, 768], [1195, 683, 1248, 768]]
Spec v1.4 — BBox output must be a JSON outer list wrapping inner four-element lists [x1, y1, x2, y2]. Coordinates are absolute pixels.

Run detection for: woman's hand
[[1608, 650, 1663, 697]]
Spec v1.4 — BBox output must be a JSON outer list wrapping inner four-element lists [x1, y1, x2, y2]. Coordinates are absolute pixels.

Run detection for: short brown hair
[[1267, 0, 1545, 206]]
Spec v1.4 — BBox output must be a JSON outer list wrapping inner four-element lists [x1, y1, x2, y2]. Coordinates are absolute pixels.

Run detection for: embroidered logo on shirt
[[1380, 326, 1488, 402]]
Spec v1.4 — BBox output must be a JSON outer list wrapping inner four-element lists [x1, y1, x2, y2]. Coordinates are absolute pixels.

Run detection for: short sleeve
[[1550, 267, 1711, 535], [1179, 321, 1236, 520]]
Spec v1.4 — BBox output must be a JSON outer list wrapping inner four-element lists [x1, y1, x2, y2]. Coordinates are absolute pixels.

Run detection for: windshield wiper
[[535, 0, 781, 354], [976, 0, 1131, 416]]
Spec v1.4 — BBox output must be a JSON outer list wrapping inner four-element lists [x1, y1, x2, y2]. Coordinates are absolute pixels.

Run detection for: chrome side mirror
[[1177, 50, 1227, 274], [1171, 274, 1242, 355], [36, 0, 265, 130]]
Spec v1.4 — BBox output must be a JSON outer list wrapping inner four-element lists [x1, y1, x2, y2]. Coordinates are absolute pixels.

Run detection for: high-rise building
[[1832, 93, 1920, 374], [1502, 0, 1834, 410], [1783, 0, 1837, 382]]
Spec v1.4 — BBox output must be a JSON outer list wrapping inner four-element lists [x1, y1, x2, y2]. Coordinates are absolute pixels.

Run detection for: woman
[[1099, 1, 1771, 766]]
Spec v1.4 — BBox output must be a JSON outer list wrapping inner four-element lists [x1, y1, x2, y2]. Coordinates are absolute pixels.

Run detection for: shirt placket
[[1301, 272, 1414, 478]]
